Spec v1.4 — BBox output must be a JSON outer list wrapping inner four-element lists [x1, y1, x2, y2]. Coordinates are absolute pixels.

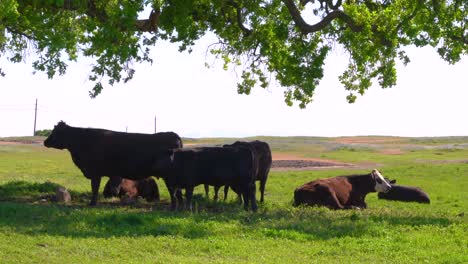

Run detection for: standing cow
[[293, 169, 391, 209], [153, 146, 258, 211], [206, 140, 272, 203], [44, 121, 182, 205]]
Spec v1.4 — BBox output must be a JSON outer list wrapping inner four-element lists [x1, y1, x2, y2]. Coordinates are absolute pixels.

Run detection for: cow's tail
[[249, 146, 258, 185]]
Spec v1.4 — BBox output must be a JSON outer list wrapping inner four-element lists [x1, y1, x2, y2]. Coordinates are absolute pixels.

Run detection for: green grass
[[0, 137, 467, 263]]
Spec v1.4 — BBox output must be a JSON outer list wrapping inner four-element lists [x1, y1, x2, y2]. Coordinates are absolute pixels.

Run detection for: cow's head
[[152, 149, 176, 176], [371, 169, 392, 193], [44, 121, 70, 149]]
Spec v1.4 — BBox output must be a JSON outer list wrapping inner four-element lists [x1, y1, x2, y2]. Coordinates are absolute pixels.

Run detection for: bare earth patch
[[0, 141, 22, 145], [0, 140, 43, 145], [378, 148, 405, 155], [334, 136, 407, 144], [271, 153, 377, 171]]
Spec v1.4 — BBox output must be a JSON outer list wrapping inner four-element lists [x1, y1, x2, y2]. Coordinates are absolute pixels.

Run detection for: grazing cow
[[378, 179, 430, 203], [206, 140, 272, 203], [153, 146, 258, 211], [293, 169, 391, 209], [43, 121, 182, 205], [103, 177, 160, 202]]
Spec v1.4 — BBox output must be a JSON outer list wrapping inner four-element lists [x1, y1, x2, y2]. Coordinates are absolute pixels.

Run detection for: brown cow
[[293, 169, 391, 209], [103, 177, 160, 202]]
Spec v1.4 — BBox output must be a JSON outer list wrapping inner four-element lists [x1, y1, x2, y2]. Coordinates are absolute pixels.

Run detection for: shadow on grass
[[0, 181, 457, 241], [0, 180, 63, 202]]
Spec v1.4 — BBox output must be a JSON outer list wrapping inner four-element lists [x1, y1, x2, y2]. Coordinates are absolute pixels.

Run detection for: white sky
[[0, 34, 467, 138]]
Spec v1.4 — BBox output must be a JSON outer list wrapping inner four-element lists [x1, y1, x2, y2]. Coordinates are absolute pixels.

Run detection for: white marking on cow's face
[[372, 169, 392, 193]]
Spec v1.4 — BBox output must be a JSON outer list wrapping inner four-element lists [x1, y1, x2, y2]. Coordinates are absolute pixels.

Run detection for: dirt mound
[[272, 159, 350, 168], [270, 154, 378, 171]]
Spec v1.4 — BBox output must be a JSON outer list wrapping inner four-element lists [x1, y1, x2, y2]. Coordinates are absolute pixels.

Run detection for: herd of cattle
[[43, 121, 430, 211]]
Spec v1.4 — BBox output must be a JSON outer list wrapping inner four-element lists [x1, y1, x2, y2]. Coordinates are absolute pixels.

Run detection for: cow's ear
[[390, 179, 396, 184], [57, 121, 68, 127]]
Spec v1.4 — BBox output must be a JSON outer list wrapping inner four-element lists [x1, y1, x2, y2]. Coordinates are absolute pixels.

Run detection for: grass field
[[0, 137, 466, 263]]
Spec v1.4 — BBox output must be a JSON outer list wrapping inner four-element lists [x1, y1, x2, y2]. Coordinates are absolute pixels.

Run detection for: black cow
[[378, 179, 430, 203], [103, 177, 160, 202], [43, 121, 182, 205], [153, 146, 258, 211], [206, 140, 272, 203], [293, 169, 392, 209]]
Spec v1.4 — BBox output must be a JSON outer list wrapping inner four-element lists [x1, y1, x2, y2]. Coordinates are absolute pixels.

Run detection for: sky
[[0, 34, 467, 138]]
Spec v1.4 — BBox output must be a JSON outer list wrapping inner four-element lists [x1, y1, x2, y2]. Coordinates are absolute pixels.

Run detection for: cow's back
[[294, 177, 352, 206], [69, 128, 182, 178], [172, 147, 255, 187]]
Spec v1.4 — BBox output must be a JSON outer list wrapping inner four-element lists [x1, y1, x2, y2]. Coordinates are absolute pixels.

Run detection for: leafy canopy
[[1, 0, 467, 107]]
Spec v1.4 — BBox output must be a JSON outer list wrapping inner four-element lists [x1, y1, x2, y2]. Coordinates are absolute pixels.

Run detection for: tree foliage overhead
[[1, 0, 467, 107]]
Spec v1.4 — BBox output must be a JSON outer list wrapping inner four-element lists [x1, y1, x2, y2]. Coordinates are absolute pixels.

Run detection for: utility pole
[[154, 116, 157, 133], [33, 98, 38, 136]]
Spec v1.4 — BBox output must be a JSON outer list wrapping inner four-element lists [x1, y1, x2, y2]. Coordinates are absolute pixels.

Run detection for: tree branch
[[5, 26, 35, 40], [395, 0, 423, 34], [282, 0, 363, 33], [135, 9, 161, 32], [226, 0, 253, 36], [450, 34, 468, 45], [17, 0, 160, 33]]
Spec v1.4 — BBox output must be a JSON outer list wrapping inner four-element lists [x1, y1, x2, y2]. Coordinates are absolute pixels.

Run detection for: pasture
[[0, 136, 466, 263]]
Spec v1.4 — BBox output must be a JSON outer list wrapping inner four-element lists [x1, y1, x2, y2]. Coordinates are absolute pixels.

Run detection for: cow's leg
[[204, 184, 209, 198], [185, 186, 194, 211], [348, 200, 367, 209], [175, 189, 183, 209], [165, 182, 177, 211], [259, 179, 266, 203], [356, 201, 367, 209], [237, 193, 243, 204], [89, 175, 102, 206], [103, 176, 122, 198], [249, 182, 258, 212], [230, 184, 243, 204], [315, 184, 344, 209], [241, 185, 250, 211], [213, 185, 220, 201], [223, 185, 229, 201], [324, 190, 345, 210]]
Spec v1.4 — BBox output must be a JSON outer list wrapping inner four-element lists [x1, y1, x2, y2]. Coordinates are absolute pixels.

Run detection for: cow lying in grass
[[44, 121, 182, 205], [103, 177, 160, 202], [378, 179, 430, 204], [293, 169, 391, 209]]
